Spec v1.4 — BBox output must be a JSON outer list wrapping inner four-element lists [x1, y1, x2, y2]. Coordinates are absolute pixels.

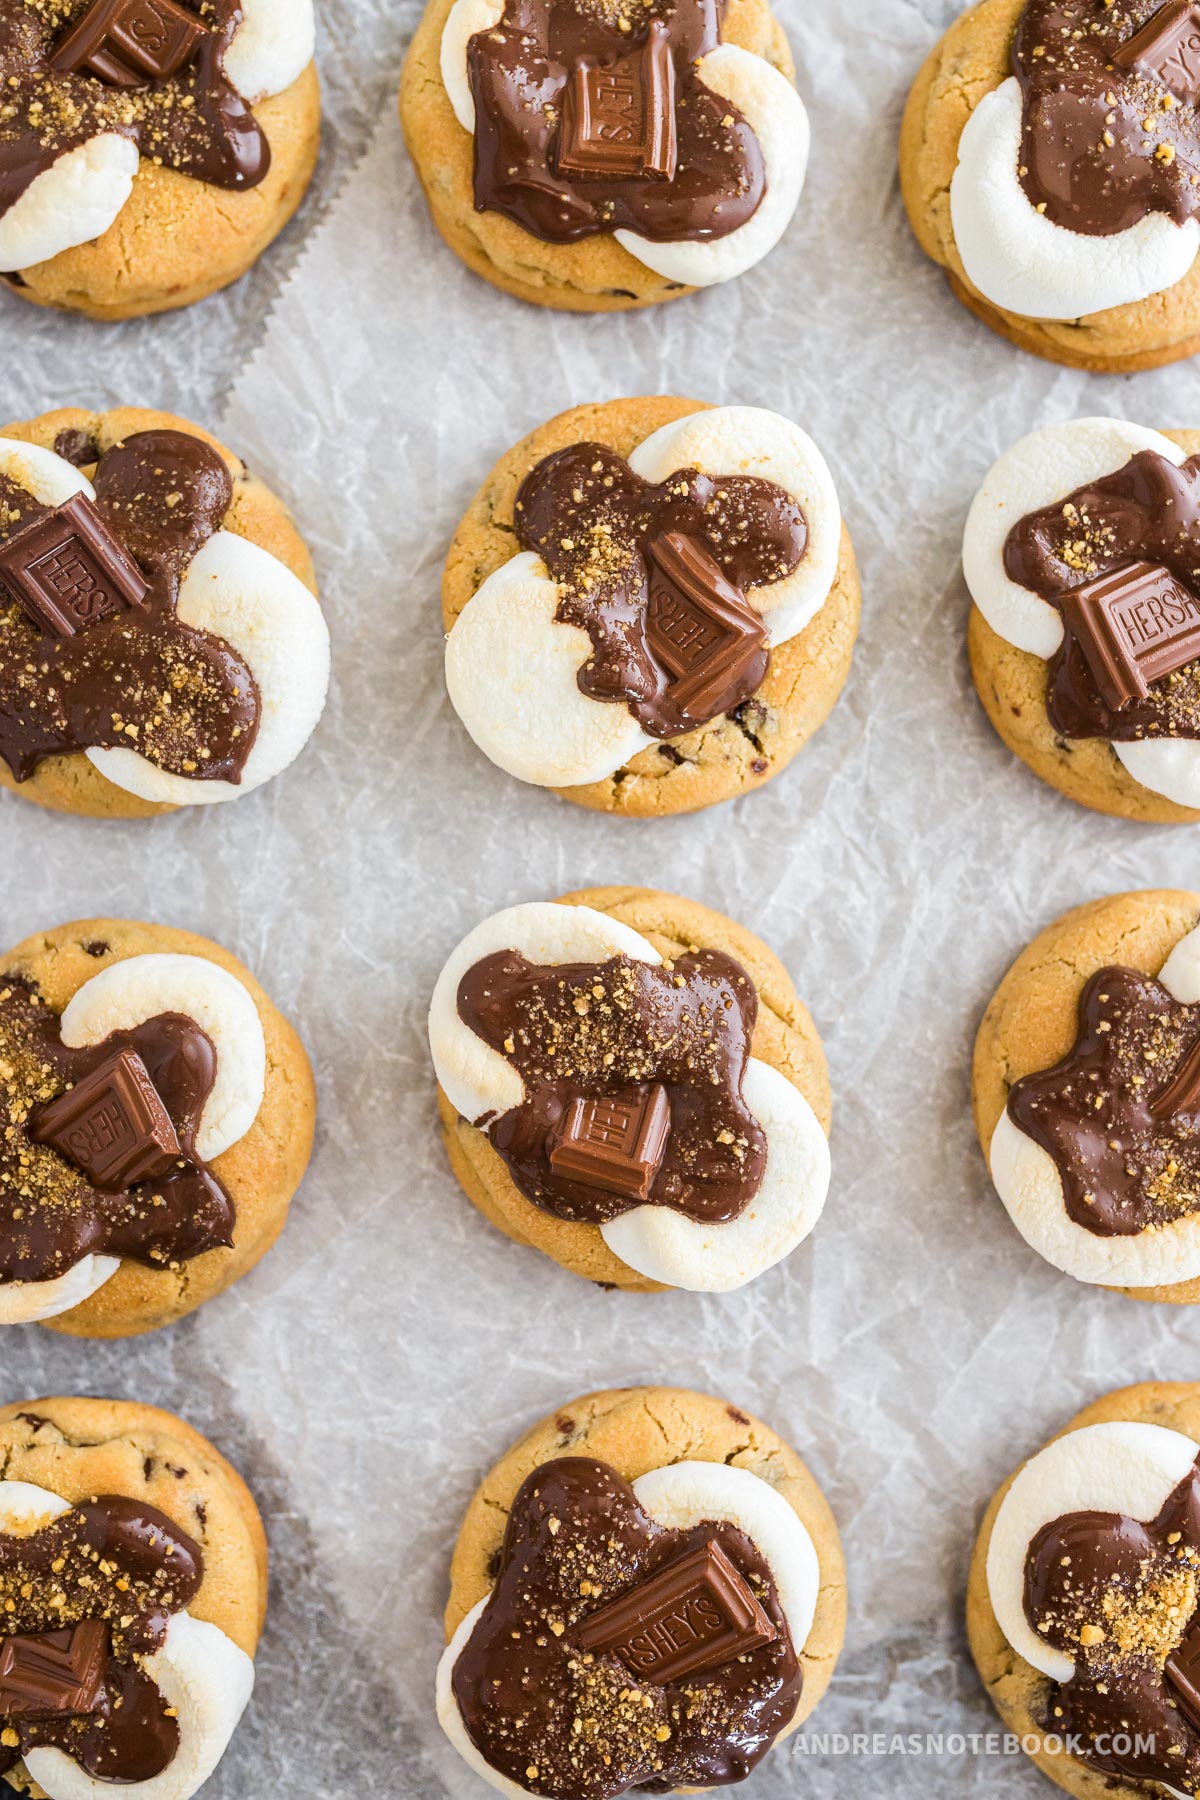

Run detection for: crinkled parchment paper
[[4, 1, 1200, 1794]]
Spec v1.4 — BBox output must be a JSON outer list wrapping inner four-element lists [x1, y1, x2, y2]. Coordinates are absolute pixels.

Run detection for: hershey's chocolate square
[[646, 530, 768, 714], [557, 21, 677, 181], [33, 1048, 181, 1191], [549, 1082, 670, 1201], [1060, 559, 1200, 712], [0, 493, 150, 639], [1168, 1613, 1200, 1730], [0, 1620, 108, 1720], [51, 0, 207, 87], [1115, 1, 1200, 105], [577, 1539, 776, 1684], [1150, 1029, 1200, 1119]]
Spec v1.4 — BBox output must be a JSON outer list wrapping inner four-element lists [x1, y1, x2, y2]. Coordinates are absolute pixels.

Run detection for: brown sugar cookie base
[[446, 1383, 846, 1750], [0, 1396, 267, 1649], [0, 1395, 265, 1795], [967, 429, 1200, 823], [443, 396, 860, 817], [437, 884, 831, 1291], [400, 0, 795, 312], [3, 917, 316, 1339], [972, 889, 1200, 1305], [0, 405, 318, 821], [2, 66, 320, 321], [968, 1381, 1200, 1800], [899, 0, 1200, 372]]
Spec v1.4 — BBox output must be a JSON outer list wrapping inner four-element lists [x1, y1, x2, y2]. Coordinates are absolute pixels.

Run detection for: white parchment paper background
[[5, 1, 1200, 1794]]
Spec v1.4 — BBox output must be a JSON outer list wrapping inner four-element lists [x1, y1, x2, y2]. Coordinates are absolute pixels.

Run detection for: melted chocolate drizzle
[[516, 442, 805, 737], [452, 1458, 801, 1798], [1013, 0, 1200, 236], [0, 1494, 202, 1785], [0, 428, 260, 785], [1007, 963, 1200, 1237], [467, 0, 765, 245], [0, 973, 235, 1283], [1022, 1454, 1200, 1790], [1005, 448, 1200, 742], [0, 0, 270, 233], [457, 947, 768, 1225]]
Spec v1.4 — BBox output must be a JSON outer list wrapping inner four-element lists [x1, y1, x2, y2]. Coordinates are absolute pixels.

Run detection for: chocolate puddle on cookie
[[457, 945, 767, 1224], [1005, 448, 1200, 744], [1012, 0, 1200, 237], [0, 428, 260, 786], [516, 442, 806, 737], [0, 0, 270, 227], [0, 972, 235, 1284], [1007, 962, 1200, 1236], [451, 1457, 800, 1798], [1021, 1453, 1200, 1790], [0, 1494, 203, 1784], [467, 0, 765, 245]]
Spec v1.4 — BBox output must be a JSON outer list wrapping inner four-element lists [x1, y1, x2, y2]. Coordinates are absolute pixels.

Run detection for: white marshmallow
[[446, 408, 841, 790], [950, 78, 1200, 322], [429, 902, 662, 1125], [439, 11, 807, 287], [437, 1458, 819, 1798], [444, 553, 653, 789], [0, 1481, 254, 1800], [962, 417, 1185, 659], [87, 530, 330, 807], [0, 438, 94, 509], [615, 47, 809, 288], [990, 922, 1200, 1288], [60, 952, 266, 1163], [441, 0, 503, 132], [0, 136, 138, 274], [0, 1255, 120, 1327], [222, 0, 316, 103], [628, 406, 840, 644], [986, 1421, 1200, 1684], [430, 901, 828, 1292], [1114, 737, 1200, 810], [25, 1615, 254, 1800], [0, 1482, 71, 1531], [601, 1057, 829, 1290]]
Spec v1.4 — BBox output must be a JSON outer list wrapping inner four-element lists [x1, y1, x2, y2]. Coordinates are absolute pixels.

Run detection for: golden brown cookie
[[969, 429, 1200, 823], [973, 888, 1200, 1304], [0, 405, 319, 821], [442, 397, 860, 818], [2, 916, 316, 1338], [967, 1381, 1200, 1800], [445, 1385, 846, 1741], [437, 883, 831, 1291], [0, 1395, 267, 1799], [1, 62, 319, 321], [899, 0, 1200, 372], [399, 0, 797, 312]]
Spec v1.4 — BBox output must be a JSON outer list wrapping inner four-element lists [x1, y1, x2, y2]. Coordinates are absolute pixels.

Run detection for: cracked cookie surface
[[899, 0, 1200, 371], [442, 396, 860, 818], [437, 883, 831, 1291], [399, 0, 792, 313], [1, 916, 315, 1338], [972, 889, 1200, 1304], [445, 1382, 846, 1749], [967, 1381, 1200, 1800], [0, 405, 318, 821], [969, 428, 1200, 824]]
